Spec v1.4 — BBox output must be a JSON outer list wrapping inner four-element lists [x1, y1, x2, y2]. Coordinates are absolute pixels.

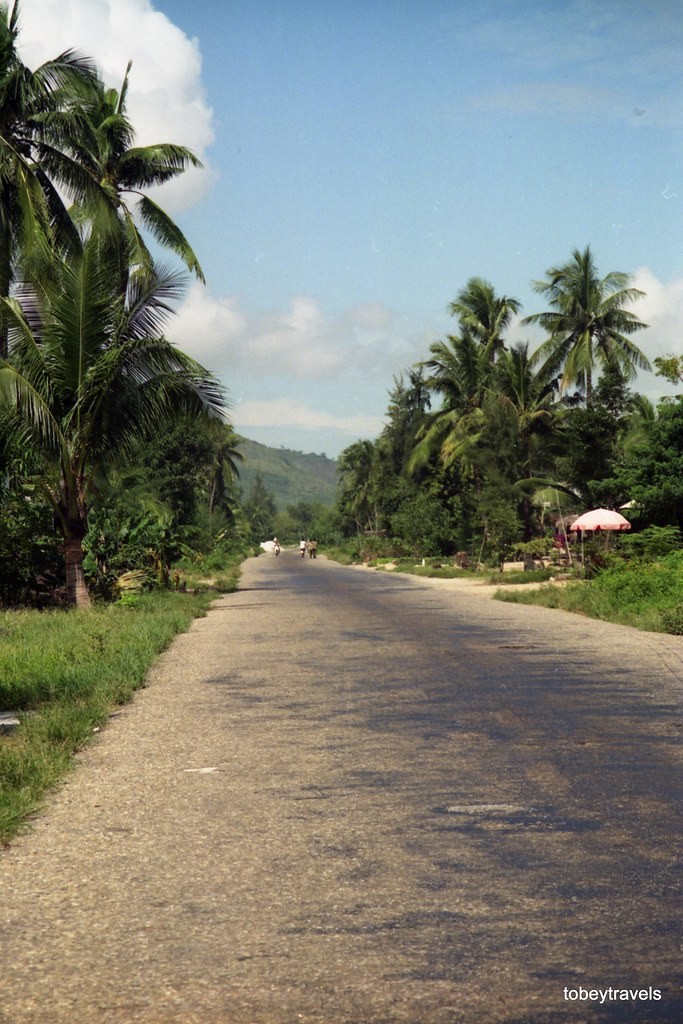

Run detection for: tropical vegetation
[[0, 2, 252, 609], [331, 255, 682, 582], [0, 1, 681, 618]]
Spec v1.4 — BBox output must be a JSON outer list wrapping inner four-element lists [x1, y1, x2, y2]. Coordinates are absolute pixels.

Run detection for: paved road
[[1, 552, 681, 1024]]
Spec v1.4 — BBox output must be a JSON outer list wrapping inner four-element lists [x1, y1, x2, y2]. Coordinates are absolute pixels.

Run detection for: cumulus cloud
[[167, 285, 424, 382], [165, 285, 247, 369], [249, 298, 342, 377], [17, 0, 216, 210], [629, 268, 683, 397], [630, 268, 683, 356], [164, 288, 434, 450]]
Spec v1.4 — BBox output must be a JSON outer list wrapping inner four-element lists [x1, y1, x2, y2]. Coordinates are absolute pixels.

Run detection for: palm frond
[[123, 261, 187, 340], [0, 362, 64, 458], [136, 194, 205, 281]]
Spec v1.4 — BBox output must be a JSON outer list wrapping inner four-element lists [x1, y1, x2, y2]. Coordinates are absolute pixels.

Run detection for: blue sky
[[20, 0, 683, 456]]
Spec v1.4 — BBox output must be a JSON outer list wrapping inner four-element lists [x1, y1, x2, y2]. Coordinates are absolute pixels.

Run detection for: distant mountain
[[236, 437, 338, 509]]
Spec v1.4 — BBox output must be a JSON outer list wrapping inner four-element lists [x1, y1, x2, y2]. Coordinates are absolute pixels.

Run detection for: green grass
[[0, 588, 219, 845], [323, 545, 357, 566], [171, 557, 243, 595], [494, 554, 683, 634]]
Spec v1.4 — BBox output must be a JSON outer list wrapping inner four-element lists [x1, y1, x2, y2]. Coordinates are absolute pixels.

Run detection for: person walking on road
[[299, 538, 307, 558]]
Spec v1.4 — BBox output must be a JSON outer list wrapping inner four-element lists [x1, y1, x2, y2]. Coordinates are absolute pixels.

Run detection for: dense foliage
[[0, 3, 252, 606], [334, 257, 681, 568]]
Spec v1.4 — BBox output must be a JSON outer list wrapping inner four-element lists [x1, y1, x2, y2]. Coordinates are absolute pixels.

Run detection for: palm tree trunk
[[64, 534, 91, 608], [0, 233, 11, 361]]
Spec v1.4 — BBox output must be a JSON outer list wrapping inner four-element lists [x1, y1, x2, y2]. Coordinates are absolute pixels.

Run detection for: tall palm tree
[[449, 277, 521, 363], [0, 237, 224, 606], [493, 343, 560, 459], [523, 246, 650, 405], [0, 0, 100, 354], [380, 369, 430, 475], [67, 62, 205, 287], [206, 421, 243, 532], [337, 439, 379, 533], [409, 330, 491, 474], [488, 343, 563, 537]]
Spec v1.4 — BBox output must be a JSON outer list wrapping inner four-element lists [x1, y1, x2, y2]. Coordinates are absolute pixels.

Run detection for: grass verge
[[0, 587, 221, 845], [494, 555, 683, 634]]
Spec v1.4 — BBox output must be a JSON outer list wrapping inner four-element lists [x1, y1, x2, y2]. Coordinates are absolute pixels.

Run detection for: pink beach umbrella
[[570, 507, 631, 566], [570, 508, 632, 532]]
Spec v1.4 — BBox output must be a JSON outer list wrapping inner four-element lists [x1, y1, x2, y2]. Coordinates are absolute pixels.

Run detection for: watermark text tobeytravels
[[563, 986, 662, 1004]]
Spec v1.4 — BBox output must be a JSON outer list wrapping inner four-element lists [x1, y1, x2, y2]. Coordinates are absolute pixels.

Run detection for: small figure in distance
[[273, 537, 281, 556], [299, 538, 307, 558], [308, 538, 318, 558]]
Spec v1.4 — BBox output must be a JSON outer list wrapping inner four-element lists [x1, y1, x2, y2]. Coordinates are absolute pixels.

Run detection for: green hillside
[[236, 437, 338, 509]]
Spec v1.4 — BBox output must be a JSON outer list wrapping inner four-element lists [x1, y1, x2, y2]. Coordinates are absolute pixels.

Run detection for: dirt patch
[[347, 560, 572, 598]]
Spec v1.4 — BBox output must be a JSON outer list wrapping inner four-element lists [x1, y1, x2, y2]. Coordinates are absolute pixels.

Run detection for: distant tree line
[[334, 251, 683, 562]]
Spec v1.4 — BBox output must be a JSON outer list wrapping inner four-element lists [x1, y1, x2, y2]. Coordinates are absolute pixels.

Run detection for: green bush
[[390, 493, 453, 558], [622, 526, 682, 559], [486, 568, 558, 585], [495, 553, 683, 633], [324, 545, 358, 565], [0, 490, 64, 606], [661, 605, 683, 635]]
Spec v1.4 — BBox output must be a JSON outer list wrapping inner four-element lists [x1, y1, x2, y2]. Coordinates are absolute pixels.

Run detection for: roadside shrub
[[622, 525, 682, 559], [660, 605, 683, 635], [495, 553, 683, 633], [358, 534, 401, 561], [324, 545, 357, 565], [390, 493, 453, 559], [400, 564, 469, 580], [0, 490, 64, 606], [486, 568, 558, 585]]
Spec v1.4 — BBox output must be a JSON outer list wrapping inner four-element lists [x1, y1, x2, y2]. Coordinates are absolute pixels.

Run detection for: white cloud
[[167, 286, 425, 382], [629, 268, 683, 398], [234, 399, 383, 438], [165, 284, 247, 368], [630, 268, 683, 356], [249, 297, 342, 377], [17, 0, 216, 211], [165, 288, 432, 453]]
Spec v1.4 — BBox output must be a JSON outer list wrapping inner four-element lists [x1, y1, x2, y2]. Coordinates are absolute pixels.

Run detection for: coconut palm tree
[[337, 439, 380, 534], [449, 277, 521, 363], [493, 343, 561, 461], [67, 61, 204, 288], [0, 0, 100, 354], [409, 329, 491, 474], [487, 342, 564, 537], [0, 237, 224, 606], [206, 421, 244, 534], [523, 246, 650, 405]]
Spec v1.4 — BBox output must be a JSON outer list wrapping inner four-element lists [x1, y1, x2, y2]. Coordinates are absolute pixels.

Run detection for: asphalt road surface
[[1, 552, 681, 1024]]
